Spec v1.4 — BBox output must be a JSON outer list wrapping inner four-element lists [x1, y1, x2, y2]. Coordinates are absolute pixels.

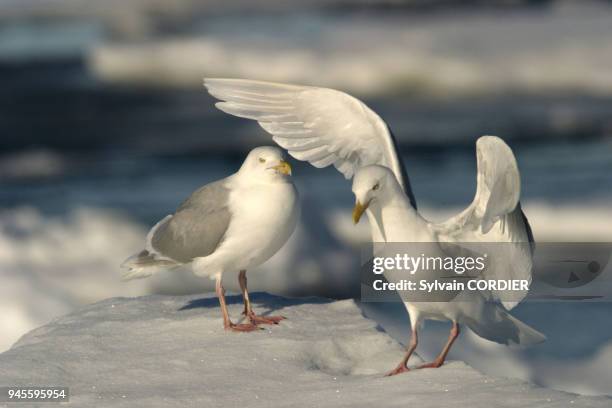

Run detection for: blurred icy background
[[1, 0, 611, 397]]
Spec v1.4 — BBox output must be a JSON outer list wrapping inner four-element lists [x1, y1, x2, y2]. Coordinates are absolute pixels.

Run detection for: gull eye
[[259, 158, 266, 163], [372, 183, 380, 191]]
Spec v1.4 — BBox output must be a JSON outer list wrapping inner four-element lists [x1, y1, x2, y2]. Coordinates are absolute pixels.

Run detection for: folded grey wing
[[148, 181, 232, 263]]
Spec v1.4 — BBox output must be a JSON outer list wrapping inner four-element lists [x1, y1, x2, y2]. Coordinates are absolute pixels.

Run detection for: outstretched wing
[[204, 78, 416, 208], [436, 135, 534, 309]]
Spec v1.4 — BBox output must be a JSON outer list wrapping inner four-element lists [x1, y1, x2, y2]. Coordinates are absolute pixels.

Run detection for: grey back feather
[[150, 179, 232, 263]]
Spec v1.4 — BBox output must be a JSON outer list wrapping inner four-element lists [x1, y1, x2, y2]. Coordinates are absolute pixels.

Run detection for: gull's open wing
[[204, 78, 416, 208], [439, 136, 532, 240], [436, 136, 534, 310]]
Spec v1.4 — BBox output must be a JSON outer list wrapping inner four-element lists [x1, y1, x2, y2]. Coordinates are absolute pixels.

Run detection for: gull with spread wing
[[204, 78, 544, 373]]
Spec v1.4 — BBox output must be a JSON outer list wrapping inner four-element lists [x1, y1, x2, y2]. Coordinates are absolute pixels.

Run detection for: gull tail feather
[[464, 304, 546, 346], [121, 250, 181, 281]]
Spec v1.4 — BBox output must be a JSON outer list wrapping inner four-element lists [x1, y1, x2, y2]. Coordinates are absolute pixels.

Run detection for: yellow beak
[[352, 200, 369, 224], [272, 160, 292, 176]]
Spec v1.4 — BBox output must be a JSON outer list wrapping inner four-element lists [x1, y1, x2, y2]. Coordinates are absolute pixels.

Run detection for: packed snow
[[3, 202, 611, 353], [1, 293, 609, 408]]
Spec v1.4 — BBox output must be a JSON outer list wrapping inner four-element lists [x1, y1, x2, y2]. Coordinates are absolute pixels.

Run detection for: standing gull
[[204, 78, 544, 371], [122, 146, 299, 332], [351, 158, 544, 375]]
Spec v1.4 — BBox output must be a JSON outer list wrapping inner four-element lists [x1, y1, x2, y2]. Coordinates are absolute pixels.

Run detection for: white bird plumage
[[123, 146, 299, 331], [204, 78, 417, 243], [204, 79, 417, 205], [204, 78, 544, 373], [351, 163, 543, 374]]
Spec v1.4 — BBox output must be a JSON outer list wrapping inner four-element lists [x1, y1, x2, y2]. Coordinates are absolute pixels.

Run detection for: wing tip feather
[[204, 77, 305, 92]]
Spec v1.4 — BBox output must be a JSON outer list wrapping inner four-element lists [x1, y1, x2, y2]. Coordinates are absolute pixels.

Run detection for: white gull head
[[351, 165, 402, 224], [238, 146, 292, 181]]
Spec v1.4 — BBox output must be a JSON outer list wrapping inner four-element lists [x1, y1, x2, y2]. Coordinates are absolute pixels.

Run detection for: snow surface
[[0, 294, 609, 408]]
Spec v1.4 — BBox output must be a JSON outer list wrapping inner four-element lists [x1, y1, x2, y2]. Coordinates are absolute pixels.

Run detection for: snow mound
[[0, 294, 609, 408]]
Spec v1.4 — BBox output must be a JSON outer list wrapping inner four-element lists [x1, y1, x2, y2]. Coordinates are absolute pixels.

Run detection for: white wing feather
[[436, 136, 534, 310], [204, 78, 416, 207]]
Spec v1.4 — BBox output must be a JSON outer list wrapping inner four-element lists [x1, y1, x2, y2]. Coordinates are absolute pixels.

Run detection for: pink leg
[[386, 328, 418, 376], [216, 276, 260, 332], [239, 270, 285, 325], [417, 322, 460, 369]]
